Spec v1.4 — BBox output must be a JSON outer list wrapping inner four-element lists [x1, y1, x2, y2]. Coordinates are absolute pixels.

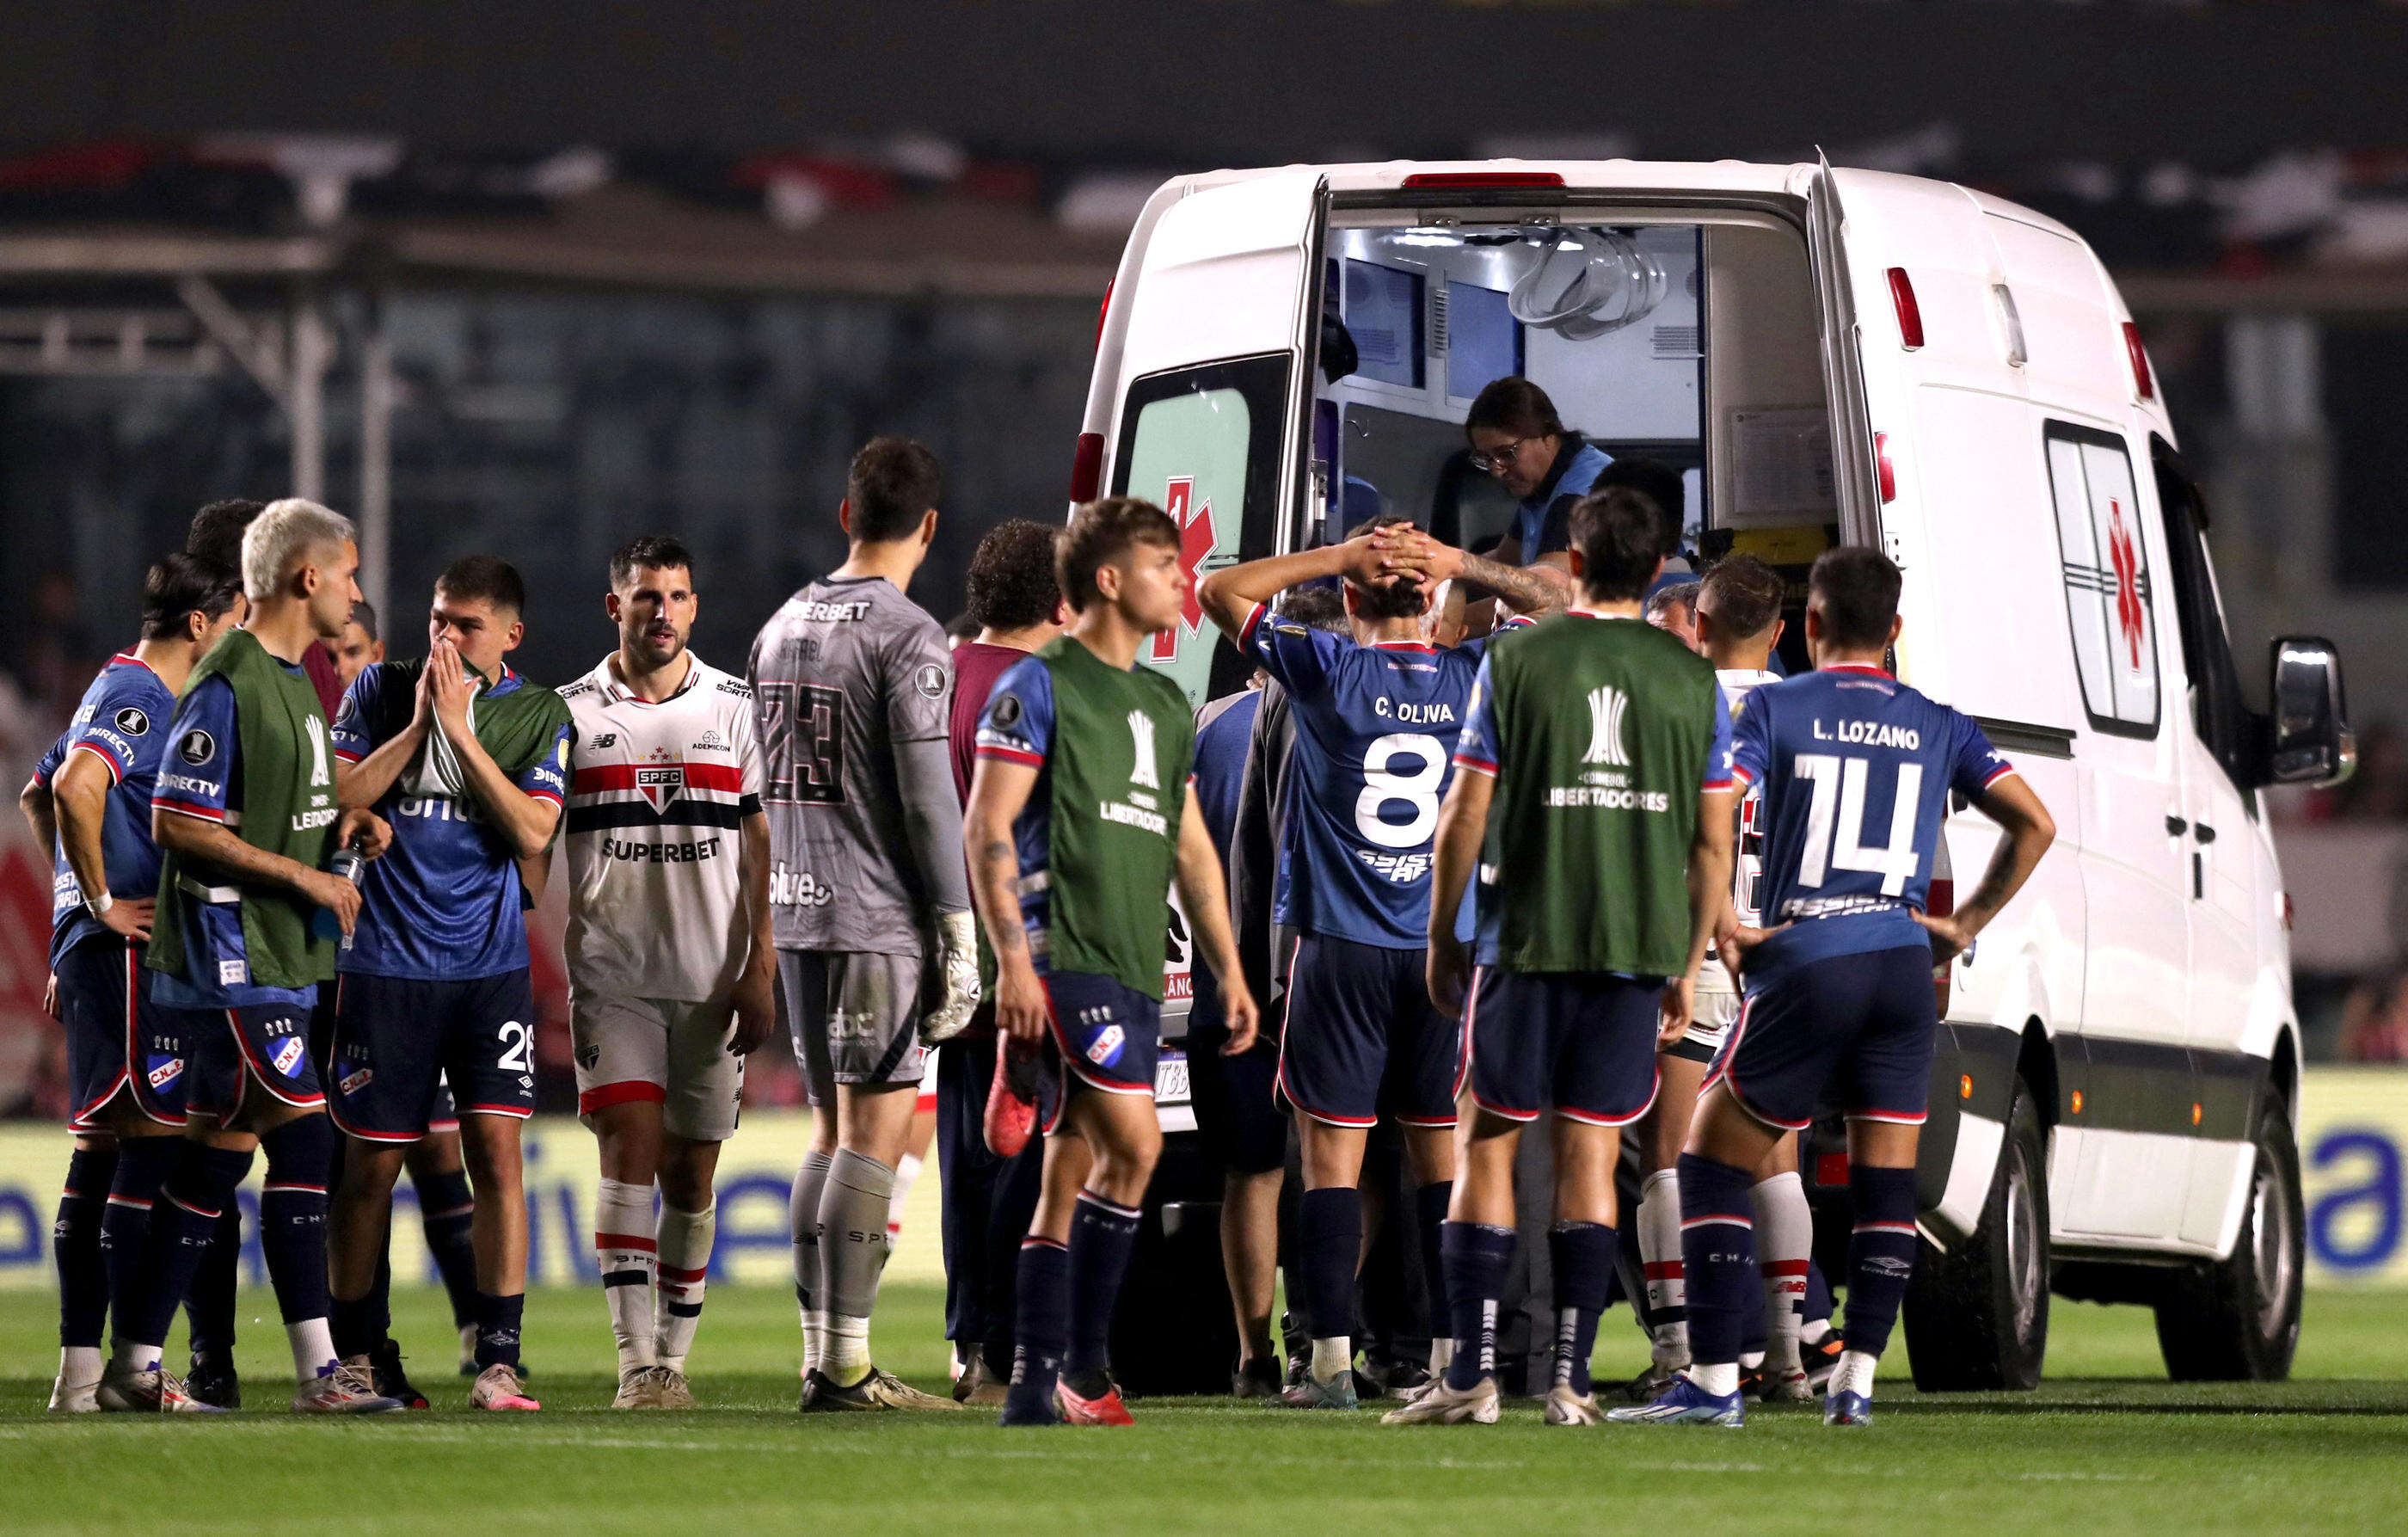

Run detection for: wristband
[[84, 889, 114, 920]]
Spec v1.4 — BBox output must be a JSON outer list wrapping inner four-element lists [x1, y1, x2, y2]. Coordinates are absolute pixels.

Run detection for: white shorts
[[1674, 987, 1742, 1062], [571, 992, 745, 1142]]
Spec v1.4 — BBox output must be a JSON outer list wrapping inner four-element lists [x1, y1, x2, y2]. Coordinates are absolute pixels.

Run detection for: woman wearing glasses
[[1460, 377, 1612, 576]]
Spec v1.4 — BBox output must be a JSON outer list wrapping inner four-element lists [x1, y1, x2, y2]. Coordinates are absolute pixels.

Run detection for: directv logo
[[1582, 685, 1631, 766]]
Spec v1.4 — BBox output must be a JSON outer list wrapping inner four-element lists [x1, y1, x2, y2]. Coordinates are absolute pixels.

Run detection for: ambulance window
[[1113, 351, 1287, 703], [2043, 422, 2161, 739], [2153, 440, 2257, 793]]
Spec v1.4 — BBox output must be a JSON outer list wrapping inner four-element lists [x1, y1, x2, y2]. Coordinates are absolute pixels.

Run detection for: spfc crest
[[636, 764, 684, 812]]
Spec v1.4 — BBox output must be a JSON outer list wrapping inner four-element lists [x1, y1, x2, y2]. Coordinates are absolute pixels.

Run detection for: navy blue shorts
[[1038, 968, 1161, 1137], [1278, 932, 1459, 1130], [1708, 945, 1938, 1132], [57, 939, 198, 1131], [1465, 966, 1662, 1127], [329, 969, 538, 1142], [187, 998, 322, 1122]]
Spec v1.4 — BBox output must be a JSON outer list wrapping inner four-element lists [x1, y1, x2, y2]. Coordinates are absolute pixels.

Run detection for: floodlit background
[[3, 1, 2408, 1290]]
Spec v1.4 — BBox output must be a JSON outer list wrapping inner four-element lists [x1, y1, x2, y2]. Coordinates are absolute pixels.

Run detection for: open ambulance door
[[1807, 155, 1884, 552], [1106, 171, 1330, 709]]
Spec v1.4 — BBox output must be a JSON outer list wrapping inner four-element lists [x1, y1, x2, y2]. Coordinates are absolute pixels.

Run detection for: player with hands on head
[[19, 552, 243, 1412], [104, 500, 402, 1416], [560, 535, 775, 1411], [966, 497, 1258, 1427], [1192, 517, 1556, 1411], [325, 555, 572, 1412], [1405, 486, 1735, 1429], [750, 437, 979, 1414], [1612, 546, 2055, 1429]]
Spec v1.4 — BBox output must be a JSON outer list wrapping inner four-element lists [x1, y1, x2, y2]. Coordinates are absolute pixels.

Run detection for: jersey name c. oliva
[[1729, 662, 2015, 986], [560, 653, 764, 1005], [1239, 604, 1484, 950], [1452, 612, 1732, 977], [974, 636, 1195, 1001]]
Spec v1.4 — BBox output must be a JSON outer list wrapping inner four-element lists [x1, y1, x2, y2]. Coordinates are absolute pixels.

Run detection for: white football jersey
[[1700, 667, 1780, 998], [560, 651, 764, 1004]]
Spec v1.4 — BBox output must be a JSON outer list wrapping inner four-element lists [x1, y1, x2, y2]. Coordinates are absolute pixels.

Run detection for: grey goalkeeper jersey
[[749, 575, 957, 956]]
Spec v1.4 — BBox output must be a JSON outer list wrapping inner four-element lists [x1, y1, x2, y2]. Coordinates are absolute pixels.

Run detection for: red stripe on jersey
[[976, 744, 1044, 768], [570, 761, 746, 795], [153, 797, 225, 822]]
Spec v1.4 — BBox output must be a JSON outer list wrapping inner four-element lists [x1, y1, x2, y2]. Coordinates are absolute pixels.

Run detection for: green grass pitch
[[5, 1283, 2408, 1535]]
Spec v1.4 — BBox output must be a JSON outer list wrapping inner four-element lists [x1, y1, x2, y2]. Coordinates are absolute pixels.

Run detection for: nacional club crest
[[271, 1036, 307, 1077]]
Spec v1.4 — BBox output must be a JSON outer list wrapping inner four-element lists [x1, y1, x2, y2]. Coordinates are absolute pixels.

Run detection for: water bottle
[[312, 845, 366, 944]]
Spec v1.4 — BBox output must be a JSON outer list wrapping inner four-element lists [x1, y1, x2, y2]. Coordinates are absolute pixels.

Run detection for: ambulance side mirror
[[2266, 636, 2352, 787]]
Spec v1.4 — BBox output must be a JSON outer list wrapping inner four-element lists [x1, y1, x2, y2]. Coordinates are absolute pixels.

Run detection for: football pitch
[[5, 1284, 2408, 1536]]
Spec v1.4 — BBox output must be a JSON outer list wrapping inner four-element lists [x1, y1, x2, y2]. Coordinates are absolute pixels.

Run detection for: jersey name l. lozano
[[1729, 662, 2014, 987], [561, 651, 763, 1004], [1452, 612, 1731, 977]]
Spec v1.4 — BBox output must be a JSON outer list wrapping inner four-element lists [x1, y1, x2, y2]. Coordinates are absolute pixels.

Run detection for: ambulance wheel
[[2155, 1092, 2302, 1382], [1902, 1075, 2049, 1392]]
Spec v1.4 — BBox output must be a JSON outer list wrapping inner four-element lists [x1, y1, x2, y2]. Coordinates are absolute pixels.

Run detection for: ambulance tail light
[[1888, 267, 1924, 350], [2123, 320, 2155, 400], [1400, 171, 1567, 190], [1070, 433, 1104, 504]]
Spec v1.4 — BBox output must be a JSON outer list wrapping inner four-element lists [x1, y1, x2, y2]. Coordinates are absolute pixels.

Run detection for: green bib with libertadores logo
[[147, 627, 341, 990], [1475, 614, 1722, 976], [1037, 636, 1195, 1000]]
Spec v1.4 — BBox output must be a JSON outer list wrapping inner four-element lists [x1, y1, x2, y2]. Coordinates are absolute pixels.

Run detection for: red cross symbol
[[2106, 498, 2145, 669], [1150, 475, 1219, 663]]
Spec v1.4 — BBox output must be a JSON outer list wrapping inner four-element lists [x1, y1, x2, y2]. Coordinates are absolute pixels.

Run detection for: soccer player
[[101, 499, 402, 1414], [1194, 520, 1561, 1410], [1398, 486, 1735, 1428], [749, 437, 978, 1412], [19, 553, 243, 1411], [326, 556, 573, 1411], [1628, 554, 1828, 1399], [966, 496, 1260, 1427], [330, 599, 384, 686], [562, 534, 777, 1410], [1613, 547, 2055, 1428], [941, 519, 1063, 1404]]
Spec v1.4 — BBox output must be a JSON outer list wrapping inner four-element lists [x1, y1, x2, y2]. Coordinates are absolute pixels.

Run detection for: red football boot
[[1056, 1379, 1135, 1426]]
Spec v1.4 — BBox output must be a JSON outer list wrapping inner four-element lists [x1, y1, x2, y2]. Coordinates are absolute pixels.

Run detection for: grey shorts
[[778, 949, 929, 1104]]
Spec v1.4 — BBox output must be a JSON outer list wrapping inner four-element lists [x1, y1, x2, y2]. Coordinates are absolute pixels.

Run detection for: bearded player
[[966, 497, 1259, 1427], [562, 535, 777, 1409]]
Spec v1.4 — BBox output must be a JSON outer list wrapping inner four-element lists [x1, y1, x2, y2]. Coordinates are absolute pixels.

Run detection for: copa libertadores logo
[[1127, 709, 1159, 790], [1582, 685, 1630, 767]]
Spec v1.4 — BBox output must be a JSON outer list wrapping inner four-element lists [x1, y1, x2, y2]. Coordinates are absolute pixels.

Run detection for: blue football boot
[[1603, 1374, 1746, 1428], [1823, 1389, 1873, 1427]]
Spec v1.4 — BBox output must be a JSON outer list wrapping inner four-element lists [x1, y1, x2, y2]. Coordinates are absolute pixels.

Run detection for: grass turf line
[[4, 1284, 2408, 1537]]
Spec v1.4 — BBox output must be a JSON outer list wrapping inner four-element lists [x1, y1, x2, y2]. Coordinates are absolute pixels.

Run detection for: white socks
[[655, 1202, 716, 1374], [1311, 1336, 1352, 1384], [1637, 1167, 1689, 1367], [596, 1177, 659, 1375], [58, 1345, 101, 1393], [824, 1315, 872, 1381], [1690, 1360, 1741, 1398], [888, 1151, 923, 1241], [1428, 1337, 1454, 1378], [1831, 1349, 1880, 1399], [1754, 1171, 1813, 1374], [109, 1338, 162, 1374], [792, 1149, 832, 1379], [289, 1318, 338, 1382]]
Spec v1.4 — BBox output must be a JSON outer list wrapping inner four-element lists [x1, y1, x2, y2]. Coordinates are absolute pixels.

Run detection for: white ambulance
[[1078, 159, 2352, 1387]]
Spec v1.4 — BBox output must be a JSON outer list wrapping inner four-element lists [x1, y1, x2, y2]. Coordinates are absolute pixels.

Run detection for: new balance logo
[[1127, 710, 1159, 790], [1582, 685, 1630, 766]]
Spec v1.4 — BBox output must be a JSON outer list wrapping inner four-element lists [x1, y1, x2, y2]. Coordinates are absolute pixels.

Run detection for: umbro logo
[[590, 733, 617, 749]]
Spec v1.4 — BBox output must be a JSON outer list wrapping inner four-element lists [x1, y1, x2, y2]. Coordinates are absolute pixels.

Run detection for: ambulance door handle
[[2164, 815, 2188, 837], [2192, 822, 2217, 845]]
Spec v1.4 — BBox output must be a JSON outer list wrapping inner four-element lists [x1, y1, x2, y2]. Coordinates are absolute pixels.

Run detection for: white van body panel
[[1085, 158, 2294, 1270]]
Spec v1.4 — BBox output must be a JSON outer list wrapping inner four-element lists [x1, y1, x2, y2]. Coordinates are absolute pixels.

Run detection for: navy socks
[[1675, 1153, 1758, 1370], [415, 1165, 480, 1331], [1549, 1221, 1615, 1397], [126, 1143, 254, 1351], [259, 1116, 334, 1325], [1299, 1186, 1362, 1346], [57, 1147, 116, 1349], [1005, 1237, 1070, 1418], [1063, 1191, 1141, 1393], [1440, 1221, 1514, 1392], [1414, 1180, 1452, 1343], [1844, 1165, 1920, 1359]]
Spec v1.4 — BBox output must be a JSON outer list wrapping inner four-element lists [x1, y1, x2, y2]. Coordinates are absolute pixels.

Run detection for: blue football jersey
[[1243, 605, 1486, 950], [329, 662, 572, 981], [37, 654, 177, 967], [1729, 662, 2015, 983]]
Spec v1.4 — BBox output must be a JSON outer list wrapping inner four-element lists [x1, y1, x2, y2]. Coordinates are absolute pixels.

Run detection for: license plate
[[1154, 1050, 1191, 1107]]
